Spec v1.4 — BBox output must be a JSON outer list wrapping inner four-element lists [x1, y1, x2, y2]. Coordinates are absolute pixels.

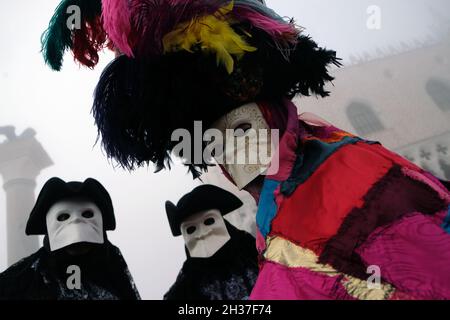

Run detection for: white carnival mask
[[211, 102, 275, 190], [46, 198, 104, 252], [180, 209, 231, 258]]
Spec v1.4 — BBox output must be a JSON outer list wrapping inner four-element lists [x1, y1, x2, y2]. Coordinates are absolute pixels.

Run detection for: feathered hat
[[42, 0, 340, 177]]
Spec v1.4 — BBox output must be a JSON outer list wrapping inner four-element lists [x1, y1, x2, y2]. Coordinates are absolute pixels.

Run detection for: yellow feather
[[162, 2, 257, 74], [218, 1, 234, 16]]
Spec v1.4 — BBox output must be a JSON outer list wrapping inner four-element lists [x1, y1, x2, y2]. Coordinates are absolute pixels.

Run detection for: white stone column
[[0, 129, 53, 266]]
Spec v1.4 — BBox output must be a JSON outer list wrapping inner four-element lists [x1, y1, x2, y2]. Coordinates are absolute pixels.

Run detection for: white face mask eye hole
[[233, 123, 252, 137], [186, 226, 197, 235], [204, 217, 216, 226], [181, 209, 231, 258], [57, 213, 70, 222], [46, 200, 104, 252], [82, 210, 94, 219]]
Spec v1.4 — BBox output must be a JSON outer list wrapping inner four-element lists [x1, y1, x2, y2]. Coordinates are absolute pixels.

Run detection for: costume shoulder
[[163, 254, 222, 301], [0, 248, 52, 300], [440, 179, 450, 191], [165, 225, 259, 301], [163, 267, 194, 301], [229, 225, 258, 268], [105, 242, 141, 300]]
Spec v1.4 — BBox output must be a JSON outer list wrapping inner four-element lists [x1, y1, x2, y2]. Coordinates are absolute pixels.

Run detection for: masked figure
[[210, 100, 450, 300], [0, 178, 140, 300], [164, 185, 258, 300], [42, 0, 450, 300]]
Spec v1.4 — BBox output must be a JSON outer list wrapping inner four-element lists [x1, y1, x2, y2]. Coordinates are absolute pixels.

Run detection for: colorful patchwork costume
[[41, 0, 450, 299], [250, 100, 450, 300]]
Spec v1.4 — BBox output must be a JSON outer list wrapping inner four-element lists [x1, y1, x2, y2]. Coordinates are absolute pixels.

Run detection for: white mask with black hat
[[180, 209, 230, 258], [166, 184, 243, 259], [26, 177, 116, 253], [46, 198, 104, 252]]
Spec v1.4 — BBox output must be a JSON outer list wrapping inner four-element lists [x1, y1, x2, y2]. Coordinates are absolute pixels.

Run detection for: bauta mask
[[46, 198, 104, 252], [180, 209, 231, 258], [211, 102, 276, 190]]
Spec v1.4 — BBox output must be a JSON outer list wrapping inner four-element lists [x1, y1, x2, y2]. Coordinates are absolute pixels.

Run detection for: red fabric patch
[[367, 143, 423, 172], [319, 165, 448, 279], [270, 142, 394, 254]]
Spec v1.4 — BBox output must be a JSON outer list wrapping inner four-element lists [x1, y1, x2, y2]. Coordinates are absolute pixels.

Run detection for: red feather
[[72, 16, 109, 68]]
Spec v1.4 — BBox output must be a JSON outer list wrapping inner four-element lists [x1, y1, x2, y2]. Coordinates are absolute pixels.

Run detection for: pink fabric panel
[[250, 261, 355, 300], [389, 291, 418, 300], [357, 212, 450, 299]]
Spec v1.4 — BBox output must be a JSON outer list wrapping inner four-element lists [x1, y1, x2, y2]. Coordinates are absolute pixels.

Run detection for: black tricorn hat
[[26, 177, 116, 235], [166, 185, 243, 237]]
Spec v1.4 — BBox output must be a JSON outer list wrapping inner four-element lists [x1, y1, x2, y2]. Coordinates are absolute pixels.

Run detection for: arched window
[[426, 78, 450, 111], [346, 102, 384, 136]]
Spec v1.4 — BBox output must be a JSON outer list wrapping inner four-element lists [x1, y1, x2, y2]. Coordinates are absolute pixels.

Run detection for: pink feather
[[233, 6, 299, 44], [101, 0, 299, 58], [102, 0, 134, 57]]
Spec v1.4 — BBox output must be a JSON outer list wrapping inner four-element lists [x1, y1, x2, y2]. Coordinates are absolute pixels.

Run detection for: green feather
[[41, 0, 102, 71]]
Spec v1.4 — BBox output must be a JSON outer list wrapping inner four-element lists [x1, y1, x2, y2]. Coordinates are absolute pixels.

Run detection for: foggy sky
[[1, 0, 449, 299]]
